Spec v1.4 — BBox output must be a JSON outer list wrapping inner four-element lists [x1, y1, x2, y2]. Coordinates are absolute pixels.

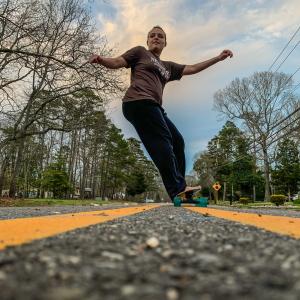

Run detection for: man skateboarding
[[89, 26, 233, 201]]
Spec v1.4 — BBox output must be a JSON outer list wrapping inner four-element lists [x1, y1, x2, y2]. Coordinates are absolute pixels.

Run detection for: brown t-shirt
[[121, 46, 185, 106]]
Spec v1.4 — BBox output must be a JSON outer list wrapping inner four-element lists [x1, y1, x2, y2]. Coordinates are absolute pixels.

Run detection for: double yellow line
[[1, 205, 299, 251]]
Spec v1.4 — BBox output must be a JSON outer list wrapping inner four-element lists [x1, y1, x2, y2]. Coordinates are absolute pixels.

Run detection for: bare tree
[[0, 0, 124, 196], [214, 71, 299, 201]]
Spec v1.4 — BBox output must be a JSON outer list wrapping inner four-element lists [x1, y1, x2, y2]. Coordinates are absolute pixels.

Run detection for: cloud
[[97, 0, 300, 172], [97, 0, 300, 82]]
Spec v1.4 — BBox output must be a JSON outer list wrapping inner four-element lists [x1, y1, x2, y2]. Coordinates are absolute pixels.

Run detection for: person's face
[[147, 28, 166, 53]]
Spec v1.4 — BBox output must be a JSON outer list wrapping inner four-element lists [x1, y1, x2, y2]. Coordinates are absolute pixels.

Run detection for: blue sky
[[91, 0, 300, 173]]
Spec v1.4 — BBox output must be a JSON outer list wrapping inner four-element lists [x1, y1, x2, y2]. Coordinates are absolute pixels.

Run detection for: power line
[[266, 113, 300, 146], [274, 40, 300, 73], [211, 25, 300, 169], [262, 83, 300, 134], [197, 27, 300, 174], [268, 105, 300, 135], [268, 25, 300, 71], [267, 121, 300, 147], [225, 26, 300, 124], [209, 86, 300, 171], [210, 113, 300, 171]]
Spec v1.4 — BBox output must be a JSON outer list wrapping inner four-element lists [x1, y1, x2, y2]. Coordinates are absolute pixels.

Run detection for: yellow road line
[[186, 207, 300, 239], [0, 205, 160, 250]]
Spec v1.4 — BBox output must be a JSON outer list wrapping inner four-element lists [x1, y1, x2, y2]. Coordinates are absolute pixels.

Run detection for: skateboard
[[173, 187, 208, 207]]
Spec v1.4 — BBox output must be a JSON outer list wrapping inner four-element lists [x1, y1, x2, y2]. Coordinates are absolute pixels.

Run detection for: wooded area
[[194, 71, 300, 201], [0, 0, 299, 202], [0, 0, 160, 200]]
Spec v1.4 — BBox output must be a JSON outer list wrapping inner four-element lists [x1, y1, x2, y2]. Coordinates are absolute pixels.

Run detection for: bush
[[293, 199, 300, 205], [239, 197, 250, 205], [270, 194, 286, 206], [234, 191, 241, 202]]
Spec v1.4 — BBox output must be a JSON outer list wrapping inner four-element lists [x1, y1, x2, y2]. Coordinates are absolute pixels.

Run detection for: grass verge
[[213, 200, 300, 209], [0, 198, 125, 207]]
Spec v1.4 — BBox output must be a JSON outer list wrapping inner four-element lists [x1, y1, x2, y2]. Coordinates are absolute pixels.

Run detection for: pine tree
[[41, 157, 71, 199], [272, 138, 300, 197]]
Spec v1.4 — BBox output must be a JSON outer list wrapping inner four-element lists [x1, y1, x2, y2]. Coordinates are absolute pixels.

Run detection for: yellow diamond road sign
[[213, 183, 221, 191]]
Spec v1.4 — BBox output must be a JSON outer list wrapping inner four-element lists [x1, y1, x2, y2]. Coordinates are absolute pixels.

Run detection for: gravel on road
[[0, 205, 300, 300]]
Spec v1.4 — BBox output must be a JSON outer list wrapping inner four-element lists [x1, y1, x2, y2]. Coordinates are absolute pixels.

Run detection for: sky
[[91, 0, 300, 173]]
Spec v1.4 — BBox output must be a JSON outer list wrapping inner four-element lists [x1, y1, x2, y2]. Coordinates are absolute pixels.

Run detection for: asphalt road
[[0, 204, 138, 220], [0, 205, 300, 300]]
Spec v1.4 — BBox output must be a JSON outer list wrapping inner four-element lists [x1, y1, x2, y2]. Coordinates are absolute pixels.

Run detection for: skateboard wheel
[[173, 197, 181, 207], [196, 197, 208, 207]]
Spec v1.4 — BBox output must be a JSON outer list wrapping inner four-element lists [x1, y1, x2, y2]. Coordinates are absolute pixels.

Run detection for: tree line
[[0, 0, 160, 200], [1, 0, 299, 202], [0, 104, 159, 199], [194, 71, 300, 201]]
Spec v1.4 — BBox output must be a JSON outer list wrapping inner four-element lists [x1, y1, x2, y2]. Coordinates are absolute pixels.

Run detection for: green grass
[[213, 200, 300, 209], [213, 200, 272, 207], [0, 198, 127, 207]]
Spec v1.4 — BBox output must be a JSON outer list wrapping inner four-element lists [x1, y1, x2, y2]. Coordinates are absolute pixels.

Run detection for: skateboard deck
[[174, 186, 207, 207], [176, 186, 201, 198]]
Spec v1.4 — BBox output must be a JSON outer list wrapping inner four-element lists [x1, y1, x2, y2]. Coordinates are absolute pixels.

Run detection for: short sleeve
[[121, 46, 144, 69], [166, 61, 186, 82]]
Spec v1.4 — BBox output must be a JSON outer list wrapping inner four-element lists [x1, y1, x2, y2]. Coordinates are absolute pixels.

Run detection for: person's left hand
[[218, 49, 233, 61], [89, 54, 101, 64]]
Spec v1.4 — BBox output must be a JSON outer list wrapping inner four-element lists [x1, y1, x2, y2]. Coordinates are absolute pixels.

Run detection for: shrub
[[234, 191, 241, 202], [239, 197, 250, 205], [270, 194, 286, 206], [293, 199, 300, 205]]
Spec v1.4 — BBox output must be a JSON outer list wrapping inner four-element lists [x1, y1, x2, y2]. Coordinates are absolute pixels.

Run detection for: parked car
[[145, 198, 154, 203], [292, 193, 300, 201]]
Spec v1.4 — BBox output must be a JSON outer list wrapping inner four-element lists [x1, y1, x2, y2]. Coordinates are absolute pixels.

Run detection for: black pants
[[122, 99, 187, 200]]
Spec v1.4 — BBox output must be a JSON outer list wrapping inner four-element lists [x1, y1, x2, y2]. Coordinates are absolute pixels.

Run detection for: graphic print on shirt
[[150, 56, 170, 81]]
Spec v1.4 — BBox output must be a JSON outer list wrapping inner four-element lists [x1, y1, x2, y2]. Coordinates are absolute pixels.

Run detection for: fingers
[[89, 54, 99, 63], [89, 55, 95, 63], [223, 49, 233, 58]]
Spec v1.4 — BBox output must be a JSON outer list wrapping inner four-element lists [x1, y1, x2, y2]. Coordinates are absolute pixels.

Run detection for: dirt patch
[[0, 198, 23, 207]]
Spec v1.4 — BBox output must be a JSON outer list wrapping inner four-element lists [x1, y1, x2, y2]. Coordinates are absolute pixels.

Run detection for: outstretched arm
[[89, 54, 128, 69], [182, 49, 233, 76]]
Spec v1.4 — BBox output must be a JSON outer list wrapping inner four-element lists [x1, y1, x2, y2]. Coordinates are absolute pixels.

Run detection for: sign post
[[212, 182, 221, 203]]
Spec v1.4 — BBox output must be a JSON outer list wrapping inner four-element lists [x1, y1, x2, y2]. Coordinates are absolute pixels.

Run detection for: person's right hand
[[218, 50, 233, 61], [89, 54, 101, 64]]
